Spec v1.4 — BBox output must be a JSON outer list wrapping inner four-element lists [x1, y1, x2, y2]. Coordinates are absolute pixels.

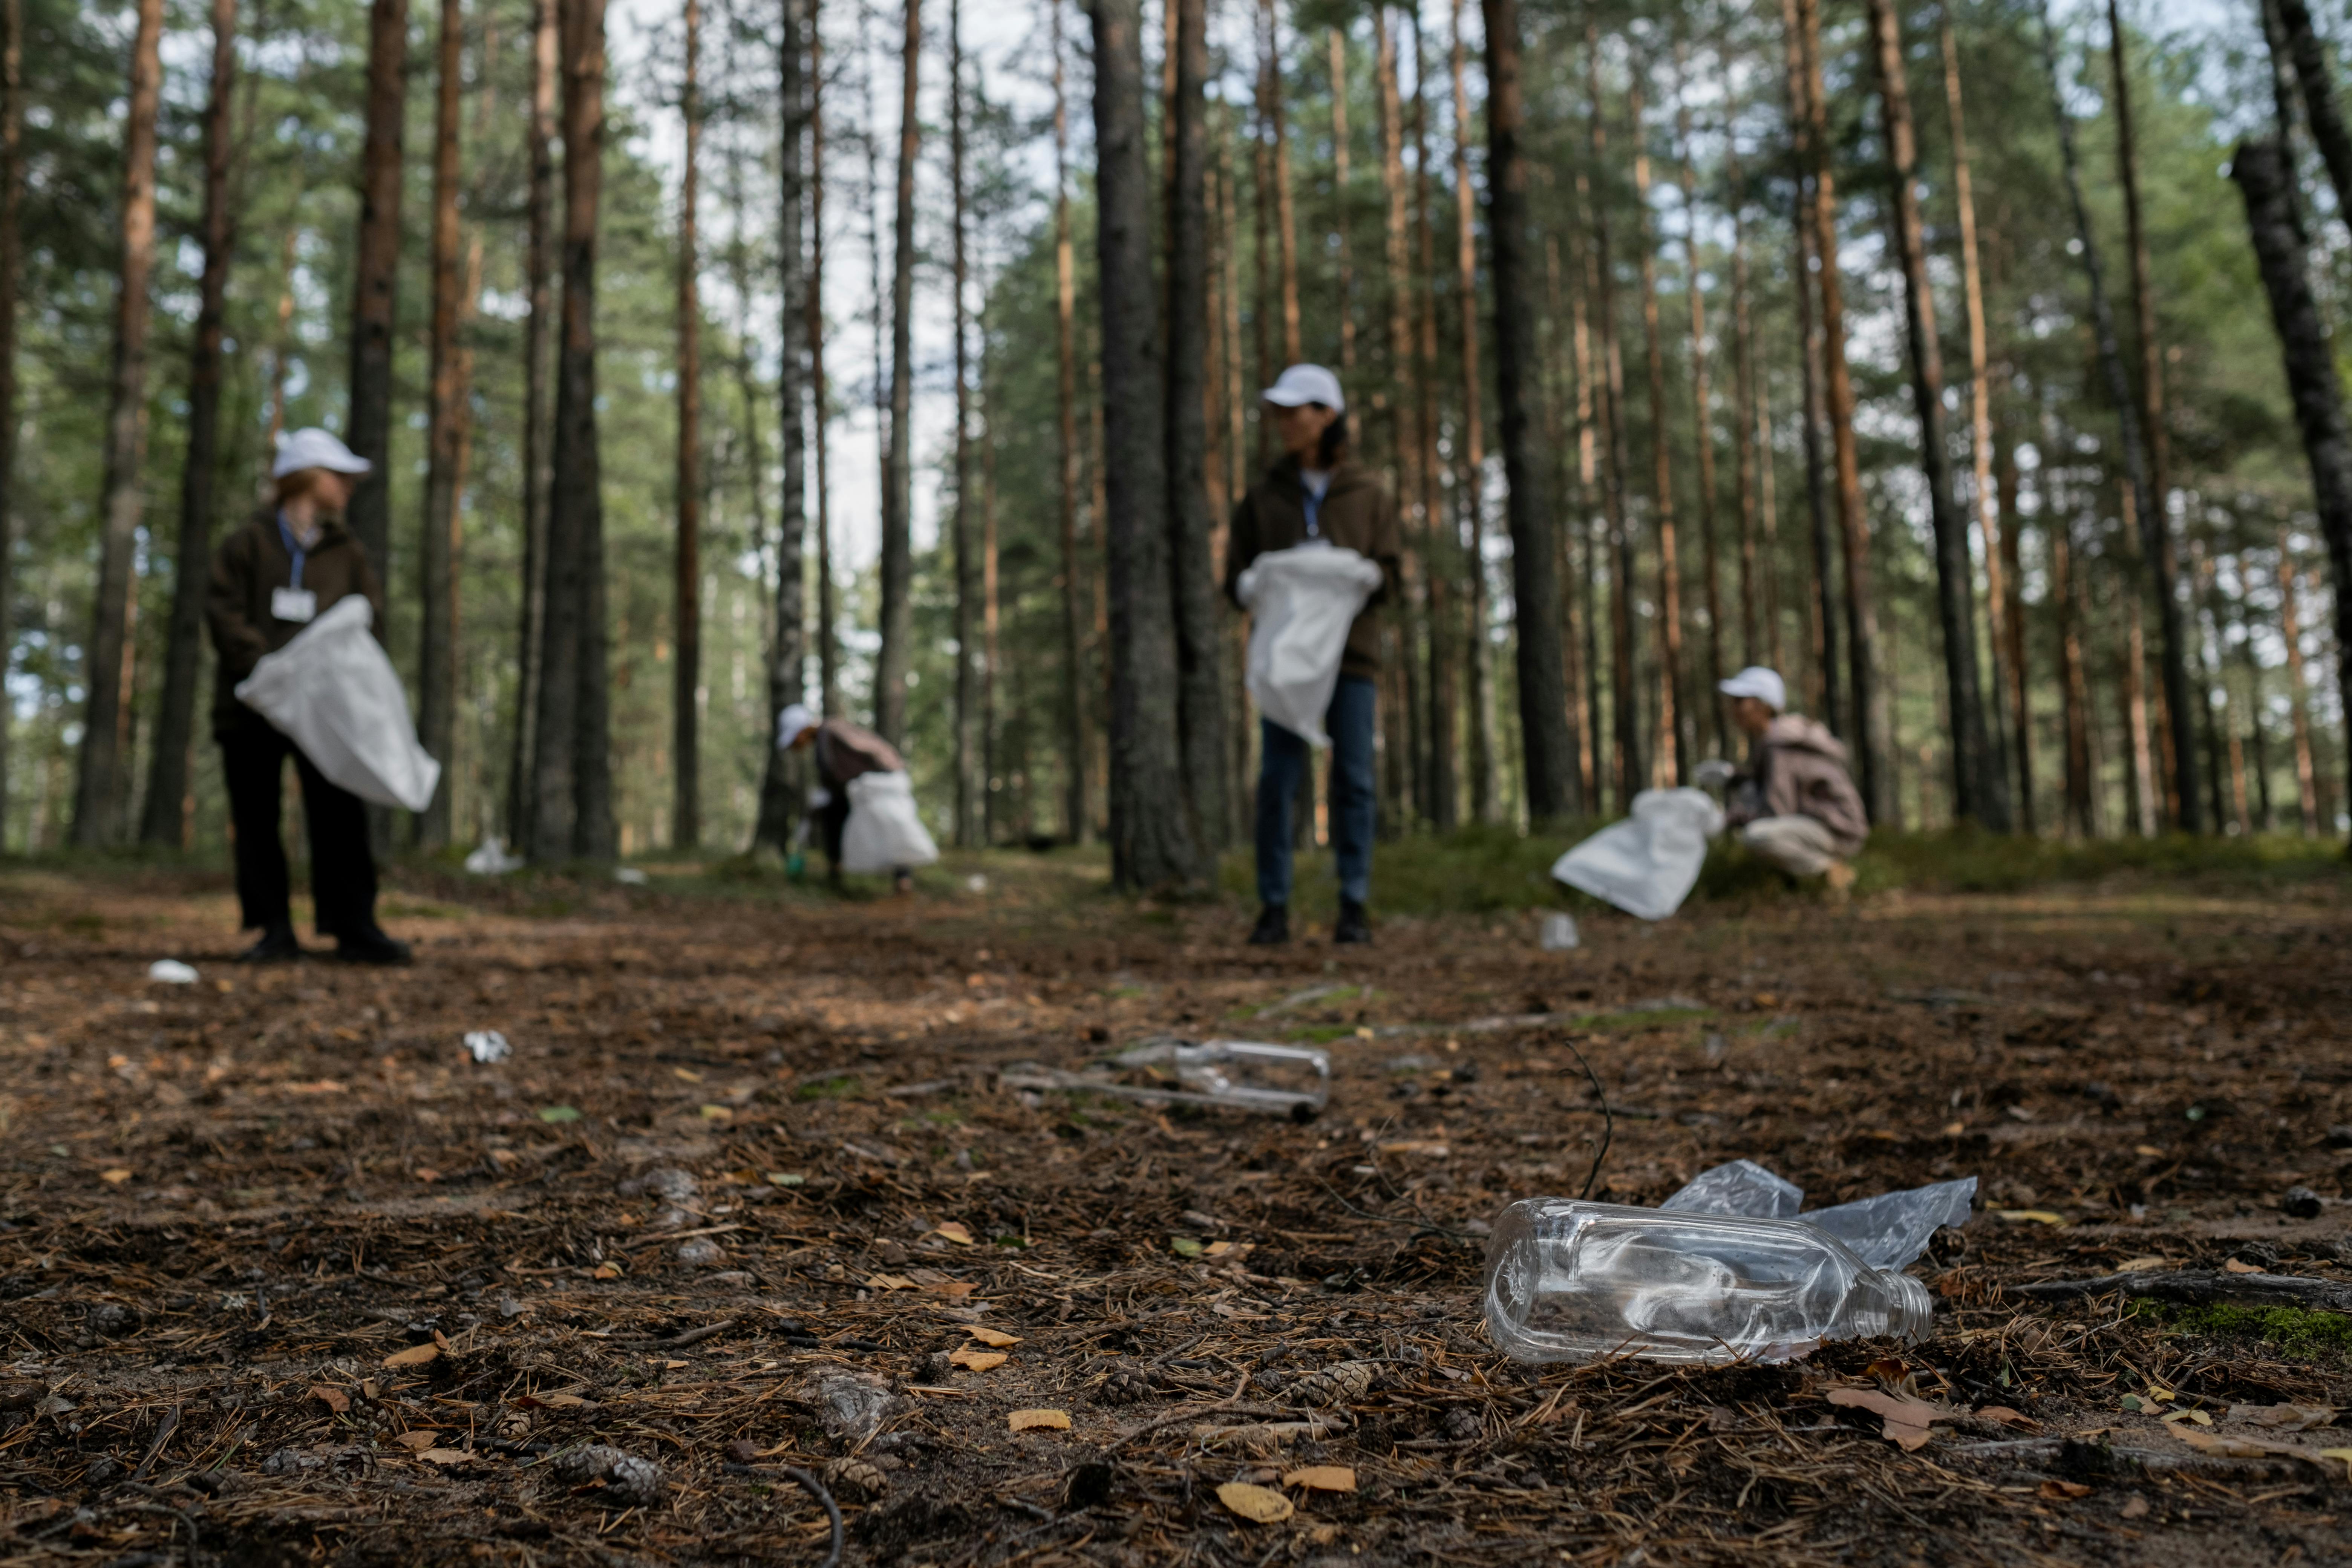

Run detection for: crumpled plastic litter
[[147, 959, 199, 984], [1539, 913, 1580, 952], [1551, 787, 1726, 922], [1659, 1158, 1977, 1271], [463, 1030, 511, 1064], [464, 838, 525, 875], [1003, 1038, 1331, 1121], [614, 866, 650, 885]]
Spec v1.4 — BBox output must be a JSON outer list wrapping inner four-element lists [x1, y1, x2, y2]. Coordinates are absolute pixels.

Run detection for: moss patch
[[2132, 1300, 2352, 1363]]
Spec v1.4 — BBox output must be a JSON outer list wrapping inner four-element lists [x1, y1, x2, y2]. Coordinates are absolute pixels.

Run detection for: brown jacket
[[206, 511, 386, 738], [813, 717, 904, 791], [1727, 714, 1869, 854], [1224, 455, 1403, 680]]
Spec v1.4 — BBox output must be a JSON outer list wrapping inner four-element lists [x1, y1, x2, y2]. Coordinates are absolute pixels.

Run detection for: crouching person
[[1717, 667, 1867, 894], [776, 704, 917, 895]]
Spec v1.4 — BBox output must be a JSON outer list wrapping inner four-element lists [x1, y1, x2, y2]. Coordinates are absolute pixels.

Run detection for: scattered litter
[[464, 838, 525, 875], [614, 866, 650, 885], [966, 874, 988, 893], [841, 770, 941, 873], [1002, 1040, 1330, 1121], [462, 1030, 511, 1064], [550, 1444, 664, 1507], [1660, 1159, 1801, 1220], [1660, 1159, 1976, 1271], [147, 960, 198, 985], [1236, 543, 1385, 747], [1550, 787, 1725, 921], [1539, 913, 1580, 951]]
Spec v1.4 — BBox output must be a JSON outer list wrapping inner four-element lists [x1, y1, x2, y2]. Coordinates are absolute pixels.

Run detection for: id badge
[[271, 586, 318, 623]]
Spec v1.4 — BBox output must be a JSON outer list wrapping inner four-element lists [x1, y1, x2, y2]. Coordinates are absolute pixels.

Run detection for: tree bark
[[1569, 184, 1606, 810], [1092, 0, 1202, 892], [2233, 135, 2352, 839], [1166, 0, 1225, 851], [2274, 0, 2352, 230], [506, 0, 558, 851], [1451, 0, 1496, 822], [1674, 49, 1725, 761], [810, 13, 836, 722], [950, 0, 978, 847], [1053, 0, 1087, 842], [1374, 5, 1428, 826], [531, 0, 612, 861], [980, 304, 1001, 842], [1728, 140, 1760, 671], [70, 0, 164, 847], [1410, 10, 1455, 830], [1260, 0, 1300, 365], [753, 0, 810, 854], [1628, 69, 1683, 786], [1329, 27, 1355, 372], [1865, 0, 2000, 828], [1480, 0, 1571, 823], [415, 0, 467, 851], [139, 0, 238, 848], [345, 0, 408, 580], [1777, 0, 1836, 730], [1996, 422, 2034, 831], [2043, 404, 2095, 837], [1586, 29, 1641, 806], [875, 0, 920, 747], [0, 0, 20, 840], [667, 0, 702, 849]]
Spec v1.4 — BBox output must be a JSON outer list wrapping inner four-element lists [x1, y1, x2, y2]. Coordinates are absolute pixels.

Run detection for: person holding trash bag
[[1224, 364, 1403, 947], [776, 704, 923, 894], [206, 428, 412, 965], [1706, 666, 1867, 894]]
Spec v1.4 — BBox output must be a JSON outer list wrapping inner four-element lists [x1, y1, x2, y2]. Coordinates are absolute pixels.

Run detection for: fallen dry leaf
[[415, 1449, 472, 1465], [1008, 1409, 1070, 1432], [1975, 1406, 2039, 1432], [933, 1222, 975, 1246], [2119, 1494, 2149, 1519], [671, 1067, 703, 1083], [98, 1168, 131, 1185], [1216, 1481, 1294, 1524], [2038, 1479, 2092, 1500], [1826, 1386, 1948, 1451], [393, 1430, 442, 1451], [1992, 1209, 2067, 1227], [591, 1262, 623, 1280], [539, 1392, 591, 1409], [382, 1343, 440, 1370], [2115, 1255, 2168, 1272], [948, 1346, 1006, 1372], [2223, 1257, 2266, 1275], [963, 1326, 1021, 1348], [2231, 1404, 2338, 1431], [924, 1280, 979, 1298], [310, 1385, 350, 1414], [1282, 1465, 1356, 1493], [864, 1273, 917, 1291]]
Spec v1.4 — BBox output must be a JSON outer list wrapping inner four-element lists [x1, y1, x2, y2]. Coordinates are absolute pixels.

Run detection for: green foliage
[[2130, 1300, 2352, 1365]]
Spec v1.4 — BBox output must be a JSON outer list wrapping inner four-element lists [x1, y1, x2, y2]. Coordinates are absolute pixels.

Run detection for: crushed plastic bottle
[[1539, 913, 1580, 952], [1115, 1038, 1331, 1121], [1660, 1159, 1977, 1271], [147, 959, 199, 985], [1483, 1198, 1935, 1365], [463, 1030, 512, 1064]]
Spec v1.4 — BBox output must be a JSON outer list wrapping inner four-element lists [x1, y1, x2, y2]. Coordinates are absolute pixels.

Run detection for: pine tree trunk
[[1053, 0, 1087, 843], [1628, 69, 1683, 786], [1261, 0, 1300, 365], [1728, 143, 1760, 671], [1542, 230, 1589, 815], [2274, 0, 2352, 229], [875, 0, 920, 747], [1675, 52, 1725, 761], [1411, 12, 1456, 830], [668, 0, 702, 849], [1093, 0, 1202, 892], [1374, 6, 1427, 826], [1451, 0, 1497, 822], [2232, 556, 2277, 829], [810, 14, 835, 721], [2052, 505, 2093, 837], [980, 307, 1001, 843], [416, 0, 467, 851], [1586, 29, 1642, 805], [1996, 425, 2034, 831], [1776, 0, 1837, 729], [70, 0, 164, 847], [139, 0, 237, 849], [1569, 194, 1606, 810], [1481, 0, 1570, 823], [1865, 0, 2000, 827], [1329, 26, 1355, 372], [1797, 0, 1883, 815], [2233, 138, 2352, 836], [507, 0, 557, 851], [752, 0, 810, 853], [0, 0, 20, 841], [1166, 0, 1225, 851], [345, 0, 408, 579], [949, 0, 978, 847]]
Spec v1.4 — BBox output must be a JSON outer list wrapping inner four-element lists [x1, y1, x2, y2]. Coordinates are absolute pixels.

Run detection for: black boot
[[239, 922, 303, 963], [1247, 904, 1290, 946], [1333, 897, 1372, 945], [333, 926, 413, 967]]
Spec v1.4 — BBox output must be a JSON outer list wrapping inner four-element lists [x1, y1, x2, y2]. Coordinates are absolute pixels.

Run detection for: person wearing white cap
[[777, 703, 915, 893], [204, 427, 409, 964], [1224, 364, 1403, 946], [1710, 666, 1867, 892]]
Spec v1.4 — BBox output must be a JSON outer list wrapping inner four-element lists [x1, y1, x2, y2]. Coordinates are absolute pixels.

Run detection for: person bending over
[[778, 704, 915, 895], [1714, 666, 1867, 894], [1225, 364, 1403, 946]]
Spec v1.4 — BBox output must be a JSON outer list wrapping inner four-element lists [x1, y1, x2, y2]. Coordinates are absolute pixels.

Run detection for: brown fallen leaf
[[2168, 1425, 2308, 1462], [1825, 1386, 1948, 1451], [2115, 1255, 2168, 1272], [963, 1326, 1021, 1348], [1008, 1409, 1070, 1432], [393, 1430, 443, 1451], [924, 1280, 979, 1299], [99, 1168, 132, 1185], [591, 1262, 623, 1280], [539, 1392, 591, 1409], [1216, 1481, 1294, 1524], [415, 1449, 473, 1465], [2119, 1495, 2149, 1520], [382, 1343, 440, 1370], [2229, 1404, 2337, 1430], [2038, 1479, 2092, 1501], [1974, 1406, 2039, 1433], [933, 1222, 975, 1246], [864, 1273, 917, 1291], [310, 1385, 350, 1414], [948, 1346, 1006, 1372], [1282, 1465, 1356, 1493], [2223, 1257, 2267, 1275]]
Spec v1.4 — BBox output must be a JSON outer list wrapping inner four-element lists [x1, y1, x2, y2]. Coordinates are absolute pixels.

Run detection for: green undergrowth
[[2130, 1299, 2352, 1364]]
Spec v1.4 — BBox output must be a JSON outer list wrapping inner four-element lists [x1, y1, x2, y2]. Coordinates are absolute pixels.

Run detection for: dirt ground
[[2, 855, 2351, 1567]]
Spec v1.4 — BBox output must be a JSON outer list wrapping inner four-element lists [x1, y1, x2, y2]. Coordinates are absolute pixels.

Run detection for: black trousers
[[220, 715, 378, 938], [816, 787, 852, 877]]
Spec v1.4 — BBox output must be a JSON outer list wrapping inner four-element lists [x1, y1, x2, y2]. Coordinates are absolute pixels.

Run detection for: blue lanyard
[[1301, 475, 1328, 539], [274, 512, 307, 591]]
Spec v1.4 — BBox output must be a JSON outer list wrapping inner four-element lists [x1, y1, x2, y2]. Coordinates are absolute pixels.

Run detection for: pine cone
[[1096, 1367, 1155, 1406], [1286, 1360, 1376, 1409], [823, 1457, 891, 1499], [1441, 1406, 1482, 1441]]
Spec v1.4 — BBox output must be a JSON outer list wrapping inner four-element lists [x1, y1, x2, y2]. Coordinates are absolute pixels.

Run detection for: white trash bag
[[233, 596, 441, 814], [1236, 544, 1384, 747], [1550, 787, 1725, 922], [840, 770, 940, 874]]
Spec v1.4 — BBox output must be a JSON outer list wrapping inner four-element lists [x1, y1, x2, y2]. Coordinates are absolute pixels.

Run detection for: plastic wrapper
[[840, 770, 941, 874], [1236, 544, 1384, 747], [1549, 788, 1726, 921], [234, 595, 441, 813]]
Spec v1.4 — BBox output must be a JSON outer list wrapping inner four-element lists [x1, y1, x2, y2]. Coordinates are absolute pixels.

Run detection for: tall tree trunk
[[875, 0, 920, 746], [416, 0, 467, 851], [0, 0, 20, 841], [1728, 141, 1760, 671], [949, 0, 978, 847], [139, 0, 237, 848], [1053, 0, 1087, 842], [1093, 0, 1201, 891], [1166, 0, 1225, 850], [669, 0, 702, 849], [2284, 544, 2323, 832], [1481, 0, 1570, 821], [1586, 29, 1641, 804], [1778, 0, 1836, 729], [1329, 27, 1356, 371], [1260, 0, 1300, 365], [532, 0, 612, 861], [810, 12, 835, 722], [1544, 230, 1588, 815], [70, 0, 164, 847], [1995, 424, 2034, 830], [1865, 0, 2000, 827], [2052, 499, 2093, 837], [1411, 10, 1455, 830], [752, 0, 810, 853], [981, 304, 1001, 842], [2234, 138, 2352, 836], [345, 0, 408, 580], [1629, 67, 1683, 785], [506, 0, 557, 851], [1451, 0, 1496, 822], [1570, 187, 1606, 810], [1374, 6, 1427, 826], [1797, 0, 1882, 813], [1675, 50, 1726, 759], [2274, 0, 2352, 228]]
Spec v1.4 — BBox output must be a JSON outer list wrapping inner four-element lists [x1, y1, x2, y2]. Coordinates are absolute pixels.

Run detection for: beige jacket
[[1727, 714, 1869, 854], [813, 718, 903, 791]]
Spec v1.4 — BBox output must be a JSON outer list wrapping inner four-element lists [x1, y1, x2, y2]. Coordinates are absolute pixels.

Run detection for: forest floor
[[2, 844, 2350, 1566]]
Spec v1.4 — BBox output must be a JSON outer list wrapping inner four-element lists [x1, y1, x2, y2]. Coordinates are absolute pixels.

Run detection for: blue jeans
[[1257, 674, 1376, 908]]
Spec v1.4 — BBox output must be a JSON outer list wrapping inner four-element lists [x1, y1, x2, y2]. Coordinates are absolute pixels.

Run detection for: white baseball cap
[[272, 427, 375, 479], [776, 703, 818, 750], [1718, 666, 1787, 712], [1261, 363, 1345, 415]]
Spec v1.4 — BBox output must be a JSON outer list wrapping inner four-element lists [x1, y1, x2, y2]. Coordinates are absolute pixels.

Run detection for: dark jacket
[[813, 717, 905, 791], [1726, 714, 1870, 854], [1224, 455, 1404, 680], [206, 511, 386, 739]]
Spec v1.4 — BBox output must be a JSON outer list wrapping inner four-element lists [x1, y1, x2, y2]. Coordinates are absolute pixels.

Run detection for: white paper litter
[[464, 1030, 512, 1064], [465, 838, 525, 875], [147, 959, 199, 984]]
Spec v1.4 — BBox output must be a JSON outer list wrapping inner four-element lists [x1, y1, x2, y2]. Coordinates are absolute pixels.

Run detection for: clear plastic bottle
[[1484, 1198, 1935, 1364], [1110, 1038, 1331, 1120]]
